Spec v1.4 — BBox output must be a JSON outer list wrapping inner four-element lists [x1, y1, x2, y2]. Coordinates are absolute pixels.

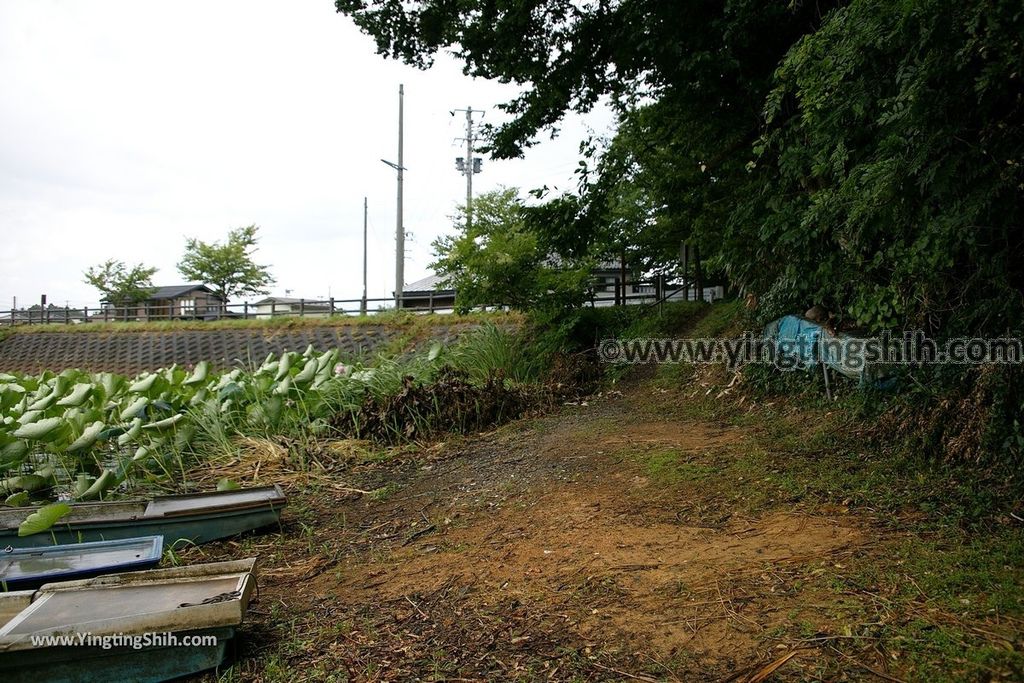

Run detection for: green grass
[[617, 300, 710, 338], [613, 375, 1024, 679], [448, 322, 553, 384], [627, 447, 721, 485], [688, 298, 746, 338], [1, 309, 523, 335], [369, 482, 402, 500], [757, 526, 1024, 682]]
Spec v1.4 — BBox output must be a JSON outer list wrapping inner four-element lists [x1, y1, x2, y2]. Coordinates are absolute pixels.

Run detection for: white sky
[[0, 0, 612, 310]]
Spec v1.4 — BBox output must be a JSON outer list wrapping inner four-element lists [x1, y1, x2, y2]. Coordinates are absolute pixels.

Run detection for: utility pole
[[361, 196, 368, 316], [465, 107, 473, 227], [381, 84, 406, 307], [453, 107, 484, 229]]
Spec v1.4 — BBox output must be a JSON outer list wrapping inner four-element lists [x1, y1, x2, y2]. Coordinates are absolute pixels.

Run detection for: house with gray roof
[[398, 274, 457, 311], [101, 284, 226, 321]]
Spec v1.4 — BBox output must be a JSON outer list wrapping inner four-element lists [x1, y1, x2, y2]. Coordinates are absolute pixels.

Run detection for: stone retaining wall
[[0, 324, 463, 375]]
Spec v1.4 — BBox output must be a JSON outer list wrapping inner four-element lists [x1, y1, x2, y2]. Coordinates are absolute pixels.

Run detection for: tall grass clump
[[448, 323, 553, 384], [330, 326, 569, 443]]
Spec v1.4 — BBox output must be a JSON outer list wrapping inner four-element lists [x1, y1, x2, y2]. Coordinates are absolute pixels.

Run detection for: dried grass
[[188, 435, 372, 494]]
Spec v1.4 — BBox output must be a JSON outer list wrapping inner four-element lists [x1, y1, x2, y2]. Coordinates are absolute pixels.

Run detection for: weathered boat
[[0, 485, 287, 549], [0, 558, 256, 683], [1, 536, 163, 591]]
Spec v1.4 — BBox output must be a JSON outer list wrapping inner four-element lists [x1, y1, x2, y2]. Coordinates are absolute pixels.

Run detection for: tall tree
[[432, 188, 591, 313], [337, 0, 1024, 334], [734, 0, 1024, 333], [334, 0, 837, 300], [83, 259, 157, 307], [177, 225, 275, 303], [335, 0, 826, 158]]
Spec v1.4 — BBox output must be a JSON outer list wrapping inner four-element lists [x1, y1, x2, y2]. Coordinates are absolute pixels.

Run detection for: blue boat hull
[[0, 506, 284, 549], [1, 537, 163, 591]]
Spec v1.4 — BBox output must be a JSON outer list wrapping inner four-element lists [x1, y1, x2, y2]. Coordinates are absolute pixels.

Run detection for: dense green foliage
[[0, 350, 350, 505], [178, 224, 275, 303], [432, 188, 591, 312], [745, 0, 1024, 333], [82, 259, 158, 308], [337, 0, 1023, 335]]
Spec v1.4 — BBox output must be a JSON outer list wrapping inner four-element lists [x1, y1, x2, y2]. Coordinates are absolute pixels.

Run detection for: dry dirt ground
[[186, 381, 1022, 682]]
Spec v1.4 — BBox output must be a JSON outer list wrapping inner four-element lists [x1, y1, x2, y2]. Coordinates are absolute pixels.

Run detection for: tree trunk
[[693, 244, 703, 303]]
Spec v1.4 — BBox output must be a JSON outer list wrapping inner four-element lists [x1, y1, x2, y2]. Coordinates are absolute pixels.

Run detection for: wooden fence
[[1, 280, 722, 327]]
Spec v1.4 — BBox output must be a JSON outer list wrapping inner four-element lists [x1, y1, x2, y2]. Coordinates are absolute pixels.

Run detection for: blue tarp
[[764, 315, 896, 388]]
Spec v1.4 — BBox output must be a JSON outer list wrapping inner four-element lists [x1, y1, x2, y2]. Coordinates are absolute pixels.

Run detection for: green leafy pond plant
[[0, 323, 553, 533]]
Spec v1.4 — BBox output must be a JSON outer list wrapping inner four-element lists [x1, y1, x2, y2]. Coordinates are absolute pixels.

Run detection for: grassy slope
[[0, 310, 523, 335], [622, 301, 1024, 680]]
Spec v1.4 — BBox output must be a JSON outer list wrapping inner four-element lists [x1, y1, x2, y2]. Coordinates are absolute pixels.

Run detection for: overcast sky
[[0, 0, 612, 310]]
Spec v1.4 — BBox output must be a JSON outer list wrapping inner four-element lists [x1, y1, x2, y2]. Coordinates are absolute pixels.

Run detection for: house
[[142, 284, 225, 320], [588, 262, 724, 306], [398, 275, 457, 311], [250, 297, 333, 318], [102, 284, 226, 321], [590, 261, 648, 304]]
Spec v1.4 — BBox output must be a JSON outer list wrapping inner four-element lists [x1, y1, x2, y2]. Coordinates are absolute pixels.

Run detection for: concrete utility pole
[[453, 107, 484, 229], [465, 108, 474, 226], [381, 84, 406, 307], [361, 196, 368, 316]]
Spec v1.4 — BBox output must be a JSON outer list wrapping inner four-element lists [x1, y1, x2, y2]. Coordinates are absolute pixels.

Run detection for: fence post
[[299, 299, 305, 317], [329, 298, 335, 317], [428, 292, 434, 313], [243, 301, 249, 320], [271, 301, 276, 318]]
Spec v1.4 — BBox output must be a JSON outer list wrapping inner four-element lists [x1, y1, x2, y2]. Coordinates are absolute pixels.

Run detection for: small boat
[[0, 485, 287, 549], [1, 536, 163, 591], [0, 558, 256, 683]]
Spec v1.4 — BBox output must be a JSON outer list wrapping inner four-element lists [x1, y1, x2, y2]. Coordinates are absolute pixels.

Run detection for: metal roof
[[253, 297, 319, 305], [147, 284, 218, 300], [403, 274, 454, 294], [251, 297, 331, 308]]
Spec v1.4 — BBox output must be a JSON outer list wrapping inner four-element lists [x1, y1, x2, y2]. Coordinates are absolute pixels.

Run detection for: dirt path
[[189, 381, 1019, 681]]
